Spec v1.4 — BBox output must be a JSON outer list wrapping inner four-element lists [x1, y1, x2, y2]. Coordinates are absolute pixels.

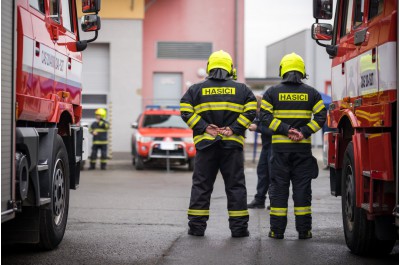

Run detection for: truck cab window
[[49, 0, 60, 23], [29, 0, 45, 13], [353, 0, 364, 27], [368, 0, 384, 20], [61, 0, 73, 32], [345, 0, 354, 34]]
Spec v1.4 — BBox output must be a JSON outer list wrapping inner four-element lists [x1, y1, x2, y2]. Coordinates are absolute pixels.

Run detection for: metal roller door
[[1, 0, 15, 221]]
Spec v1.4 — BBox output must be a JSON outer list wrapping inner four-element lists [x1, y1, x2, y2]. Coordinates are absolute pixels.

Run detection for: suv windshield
[[143, 114, 189, 129]]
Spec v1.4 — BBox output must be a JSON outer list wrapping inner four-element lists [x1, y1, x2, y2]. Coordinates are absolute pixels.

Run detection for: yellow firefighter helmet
[[279, 52, 306, 78], [95, 108, 107, 118], [206, 50, 233, 75]]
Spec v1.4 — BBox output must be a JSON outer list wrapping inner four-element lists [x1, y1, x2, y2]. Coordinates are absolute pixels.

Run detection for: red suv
[[131, 106, 196, 170]]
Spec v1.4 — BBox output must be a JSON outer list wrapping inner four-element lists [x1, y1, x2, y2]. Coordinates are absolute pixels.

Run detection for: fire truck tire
[[135, 156, 144, 170], [188, 158, 194, 171], [341, 142, 395, 256], [39, 135, 70, 250]]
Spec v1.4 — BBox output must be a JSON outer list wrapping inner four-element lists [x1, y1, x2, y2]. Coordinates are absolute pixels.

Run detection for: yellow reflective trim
[[312, 100, 325, 114], [270, 207, 288, 216], [187, 113, 201, 128], [307, 120, 321, 132], [269, 118, 281, 131], [244, 101, 257, 112], [261, 99, 273, 113], [273, 110, 312, 119], [228, 210, 249, 217], [180, 103, 194, 113], [93, 128, 108, 133], [221, 134, 245, 145], [193, 133, 216, 144], [100, 159, 107, 163], [194, 102, 244, 114], [188, 209, 210, 216], [237, 114, 252, 128], [93, 141, 108, 144], [272, 135, 311, 144]]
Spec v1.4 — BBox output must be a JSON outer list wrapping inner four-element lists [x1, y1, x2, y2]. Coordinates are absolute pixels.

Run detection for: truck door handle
[[51, 25, 59, 41], [68, 57, 72, 70], [341, 62, 345, 75], [35, 41, 40, 56]]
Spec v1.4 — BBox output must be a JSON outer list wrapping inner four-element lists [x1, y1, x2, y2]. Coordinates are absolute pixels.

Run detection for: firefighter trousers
[[187, 143, 249, 234], [90, 144, 108, 169], [269, 151, 315, 234]]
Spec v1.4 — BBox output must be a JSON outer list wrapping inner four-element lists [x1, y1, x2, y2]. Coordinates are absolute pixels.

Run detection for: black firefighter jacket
[[259, 81, 327, 153], [180, 77, 257, 150], [89, 119, 110, 145]]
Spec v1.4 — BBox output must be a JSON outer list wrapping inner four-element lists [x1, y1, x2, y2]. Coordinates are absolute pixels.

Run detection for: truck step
[[39, 198, 51, 205], [361, 203, 389, 212], [37, 164, 48, 171], [35, 128, 49, 134]]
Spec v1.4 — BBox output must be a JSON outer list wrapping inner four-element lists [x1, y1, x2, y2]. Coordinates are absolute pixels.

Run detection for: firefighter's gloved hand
[[288, 128, 303, 141], [206, 124, 219, 137], [218, 126, 233, 137]]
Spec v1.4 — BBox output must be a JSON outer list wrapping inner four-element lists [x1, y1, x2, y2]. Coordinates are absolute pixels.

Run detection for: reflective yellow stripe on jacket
[[193, 133, 245, 146], [180, 102, 194, 113], [187, 113, 201, 129], [93, 140, 108, 145], [236, 114, 252, 128], [194, 102, 244, 114], [273, 110, 312, 119], [272, 135, 311, 144], [261, 99, 273, 113], [306, 120, 321, 132], [244, 101, 257, 112], [269, 118, 281, 131], [312, 100, 325, 114]]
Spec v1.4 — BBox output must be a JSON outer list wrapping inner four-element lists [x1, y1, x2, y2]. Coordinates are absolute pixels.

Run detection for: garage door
[[81, 43, 110, 120]]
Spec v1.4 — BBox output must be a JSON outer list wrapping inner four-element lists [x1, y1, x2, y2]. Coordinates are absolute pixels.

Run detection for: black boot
[[188, 229, 205, 237], [101, 163, 107, 170], [298, 230, 312, 239], [268, 230, 284, 239], [247, 199, 265, 209], [89, 163, 96, 170], [231, 229, 250, 238]]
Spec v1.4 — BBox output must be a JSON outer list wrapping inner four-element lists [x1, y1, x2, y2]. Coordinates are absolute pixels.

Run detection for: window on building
[[30, 0, 45, 13], [61, 0, 73, 31], [368, 0, 384, 20], [157, 42, 212, 60], [353, 0, 365, 28], [49, 0, 60, 23]]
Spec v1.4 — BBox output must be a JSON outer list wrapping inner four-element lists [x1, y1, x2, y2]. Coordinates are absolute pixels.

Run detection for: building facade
[[142, 0, 245, 107], [78, 0, 245, 153]]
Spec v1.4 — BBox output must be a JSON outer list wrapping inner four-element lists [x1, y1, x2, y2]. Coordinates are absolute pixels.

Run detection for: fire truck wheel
[[39, 135, 70, 250], [135, 156, 144, 170], [188, 158, 194, 171], [341, 142, 395, 256]]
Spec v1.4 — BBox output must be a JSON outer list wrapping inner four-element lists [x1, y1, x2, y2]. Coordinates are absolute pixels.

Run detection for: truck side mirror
[[313, 0, 333, 20], [311, 23, 333, 41], [81, 15, 101, 32], [82, 0, 101, 13], [131, 122, 138, 129]]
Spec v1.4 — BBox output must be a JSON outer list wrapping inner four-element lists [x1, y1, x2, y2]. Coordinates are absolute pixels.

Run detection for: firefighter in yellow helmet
[[180, 50, 257, 237], [89, 108, 110, 170], [260, 53, 326, 239]]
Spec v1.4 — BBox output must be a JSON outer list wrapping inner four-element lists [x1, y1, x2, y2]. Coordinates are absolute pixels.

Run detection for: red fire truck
[[311, 0, 398, 255], [1, 0, 101, 249]]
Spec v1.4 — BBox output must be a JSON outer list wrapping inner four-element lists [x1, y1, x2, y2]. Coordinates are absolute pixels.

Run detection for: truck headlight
[[136, 133, 153, 143]]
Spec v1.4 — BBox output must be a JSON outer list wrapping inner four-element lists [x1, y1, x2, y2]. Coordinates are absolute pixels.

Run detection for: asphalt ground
[[2, 148, 399, 265]]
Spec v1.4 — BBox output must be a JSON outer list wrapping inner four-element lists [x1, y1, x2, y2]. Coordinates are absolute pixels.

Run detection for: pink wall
[[143, 0, 245, 108]]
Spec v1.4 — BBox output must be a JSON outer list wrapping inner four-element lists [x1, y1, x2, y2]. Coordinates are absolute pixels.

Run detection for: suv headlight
[[182, 137, 194, 143], [136, 133, 153, 143]]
